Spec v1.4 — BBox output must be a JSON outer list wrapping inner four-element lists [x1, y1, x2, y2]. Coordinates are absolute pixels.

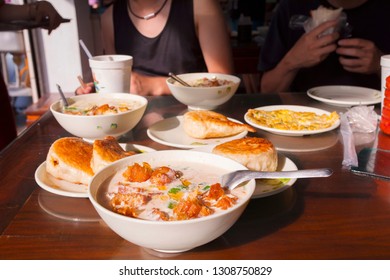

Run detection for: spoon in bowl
[[56, 84, 69, 107], [221, 168, 333, 190], [169, 72, 191, 87]]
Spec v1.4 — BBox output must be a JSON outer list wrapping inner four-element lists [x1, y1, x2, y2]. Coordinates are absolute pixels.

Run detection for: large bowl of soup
[[166, 73, 240, 110], [88, 150, 255, 253], [50, 93, 147, 141]]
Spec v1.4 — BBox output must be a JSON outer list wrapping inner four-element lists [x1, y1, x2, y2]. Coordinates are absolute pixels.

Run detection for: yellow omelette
[[246, 108, 339, 131]]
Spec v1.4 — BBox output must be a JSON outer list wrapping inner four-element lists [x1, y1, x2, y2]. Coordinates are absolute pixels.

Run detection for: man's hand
[[283, 19, 340, 70], [336, 38, 383, 75]]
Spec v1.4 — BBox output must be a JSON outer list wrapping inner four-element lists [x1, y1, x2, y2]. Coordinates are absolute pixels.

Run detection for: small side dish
[[246, 108, 339, 131]]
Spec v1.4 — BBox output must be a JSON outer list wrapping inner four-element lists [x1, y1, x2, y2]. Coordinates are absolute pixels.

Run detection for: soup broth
[[97, 161, 249, 221], [62, 97, 141, 116]]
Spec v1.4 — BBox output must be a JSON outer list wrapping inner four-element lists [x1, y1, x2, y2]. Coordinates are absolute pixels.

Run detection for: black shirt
[[259, 0, 390, 91], [113, 0, 207, 77]]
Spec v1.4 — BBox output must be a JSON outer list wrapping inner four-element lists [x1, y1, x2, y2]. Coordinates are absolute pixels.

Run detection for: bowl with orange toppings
[[88, 150, 255, 253], [50, 93, 147, 141]]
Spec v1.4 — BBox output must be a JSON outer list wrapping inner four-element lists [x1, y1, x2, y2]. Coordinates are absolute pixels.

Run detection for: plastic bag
[[345, 106, 379, 133], [340, 106, 379, 167], [289, 12, 352, 38]]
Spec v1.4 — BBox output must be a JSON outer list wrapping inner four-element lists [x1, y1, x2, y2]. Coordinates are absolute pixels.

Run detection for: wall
[[34, 0, 100, 95]]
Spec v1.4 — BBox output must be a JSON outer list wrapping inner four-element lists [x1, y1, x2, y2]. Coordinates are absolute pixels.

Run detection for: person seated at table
[[77, 0, 234, 96], [258, 0, 390, 93], [0, 0, 64, 151]]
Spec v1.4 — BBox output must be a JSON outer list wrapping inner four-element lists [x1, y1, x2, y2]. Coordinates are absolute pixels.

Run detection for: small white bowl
[[50, 93, 147, 142], [88, 150, 255, 253], [166, 73, 240, 110]]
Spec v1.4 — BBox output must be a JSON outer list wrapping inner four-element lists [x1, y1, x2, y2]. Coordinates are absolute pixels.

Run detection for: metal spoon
[[56, 84, 69, 107], [221, 168, 333, 190], [168, 72, 191, 87]]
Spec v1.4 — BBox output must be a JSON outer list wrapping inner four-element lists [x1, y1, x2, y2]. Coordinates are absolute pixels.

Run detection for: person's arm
[[0, 2, 30, 22], [261, 19, 340, 93], [195, 0, 234, 74], [0, 1, 64, 34], [336, 38, 383, 76]]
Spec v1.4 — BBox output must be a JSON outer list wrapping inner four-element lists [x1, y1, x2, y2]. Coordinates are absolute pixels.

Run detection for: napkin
[[340, 106, 379, 167]]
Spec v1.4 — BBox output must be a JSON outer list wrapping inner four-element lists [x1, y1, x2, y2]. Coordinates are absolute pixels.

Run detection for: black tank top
[[113, 0, 207, 76]]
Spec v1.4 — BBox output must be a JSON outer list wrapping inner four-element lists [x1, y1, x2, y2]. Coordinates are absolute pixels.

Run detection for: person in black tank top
[[114, 0, 206, 77], [95, 0, 234, 96]]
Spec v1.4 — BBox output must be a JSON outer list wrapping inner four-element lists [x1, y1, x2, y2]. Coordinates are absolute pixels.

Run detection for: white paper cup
[[89, 55, 133, 93]]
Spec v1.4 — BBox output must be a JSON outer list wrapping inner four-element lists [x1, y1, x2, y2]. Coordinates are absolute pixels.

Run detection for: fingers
[[336, 39, 382, 74], [75, 83, 95, 95], [311, 19, 339, 38], [304, 20, 339, 50], [336, 38, 372, 61]]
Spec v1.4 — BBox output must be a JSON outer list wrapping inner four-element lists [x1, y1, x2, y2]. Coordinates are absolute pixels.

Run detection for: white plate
[[192, 145, 298, 199], [34, 144, 155, 198], [146, 116, 248, 149], [261, 130, 339, 152], [244, 105, 340, 136], [252, 155, 298, 198], [307, 85, 381, 107]]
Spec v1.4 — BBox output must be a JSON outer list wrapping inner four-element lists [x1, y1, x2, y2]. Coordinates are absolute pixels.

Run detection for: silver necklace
[[128, 0, 169, 20]]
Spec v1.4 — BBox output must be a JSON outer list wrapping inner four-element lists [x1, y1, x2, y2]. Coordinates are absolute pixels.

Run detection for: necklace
[[128, 0, 169, 20]]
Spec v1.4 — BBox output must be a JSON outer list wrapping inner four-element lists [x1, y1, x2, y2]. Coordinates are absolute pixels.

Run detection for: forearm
[[261, 57, 299, 93], [145, 76, 171, 96], [0, 3, 33, 23], [131, 73, 171, 96]]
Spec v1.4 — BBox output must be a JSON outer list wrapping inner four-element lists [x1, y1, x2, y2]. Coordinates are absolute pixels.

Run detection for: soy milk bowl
[[166, 73, 240, 110], [88, 150, 255, 253], [50, 93, 147, 142]]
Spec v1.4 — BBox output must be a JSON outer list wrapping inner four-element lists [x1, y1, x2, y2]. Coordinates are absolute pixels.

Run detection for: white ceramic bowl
[[50, 93, 147, 141], [88, 150, 255, 253], [166, 73, 240, 110]]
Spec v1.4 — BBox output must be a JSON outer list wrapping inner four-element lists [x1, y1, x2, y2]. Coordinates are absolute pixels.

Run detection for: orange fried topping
[[122, 162, 153, 182]]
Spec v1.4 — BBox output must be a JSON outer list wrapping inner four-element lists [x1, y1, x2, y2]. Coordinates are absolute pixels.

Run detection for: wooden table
[[1, 92, 389, 260]]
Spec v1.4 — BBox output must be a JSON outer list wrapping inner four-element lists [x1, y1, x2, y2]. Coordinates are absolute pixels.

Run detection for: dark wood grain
[[1, 93, 389, 260]]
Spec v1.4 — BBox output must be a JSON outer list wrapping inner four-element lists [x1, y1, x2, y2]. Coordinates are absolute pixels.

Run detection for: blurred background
[[0, 0, 278, 133]]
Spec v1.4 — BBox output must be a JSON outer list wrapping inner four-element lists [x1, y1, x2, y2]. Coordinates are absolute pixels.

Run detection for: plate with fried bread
[[193, 137, 298, 198], [147, 111, 256, 149], [35, 137, 155, 198], [244, 105, 340, 136]]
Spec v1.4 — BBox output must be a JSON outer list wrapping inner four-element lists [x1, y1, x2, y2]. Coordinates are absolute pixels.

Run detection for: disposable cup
[[89, 55, 133, 93]]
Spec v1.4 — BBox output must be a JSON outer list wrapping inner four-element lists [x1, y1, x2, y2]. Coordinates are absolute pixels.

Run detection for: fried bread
[[46, 137, 94, 186], [212, 137, 278, 171], [183, 110, 256, 139], [91, 136, 136, 173]]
